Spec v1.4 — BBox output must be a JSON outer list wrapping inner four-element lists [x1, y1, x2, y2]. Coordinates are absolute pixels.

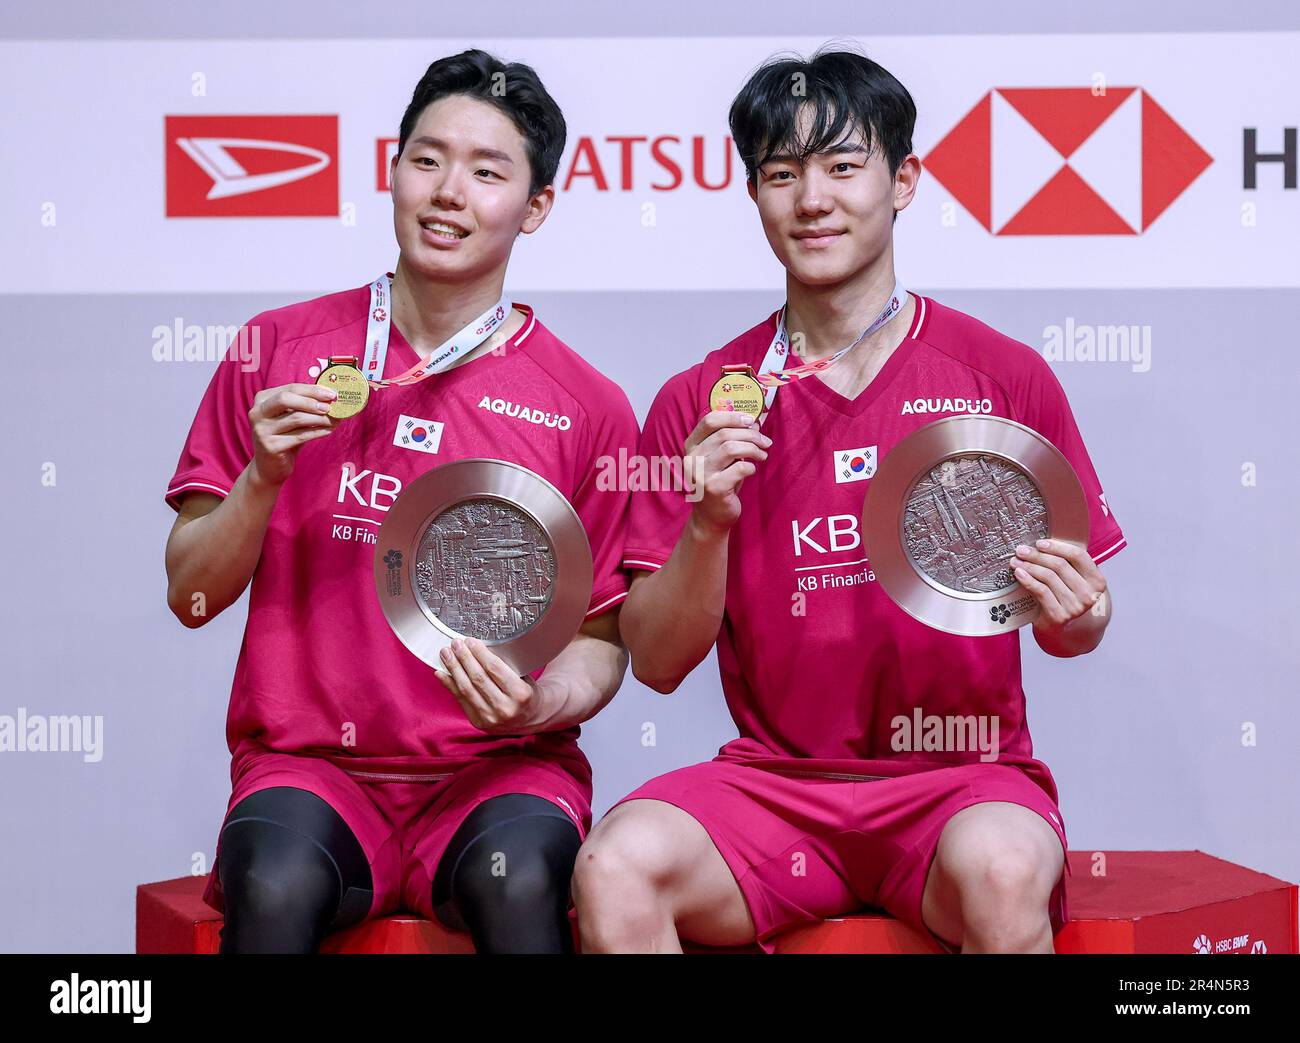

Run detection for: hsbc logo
[[166, 115, 339, 217], [1192, 931, 1255, 954], [923, 88, 1212, 235]]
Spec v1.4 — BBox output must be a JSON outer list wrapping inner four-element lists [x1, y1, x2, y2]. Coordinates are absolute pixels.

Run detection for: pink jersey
[[625, 293, 1127, 801], [166, 284, 638, 783]]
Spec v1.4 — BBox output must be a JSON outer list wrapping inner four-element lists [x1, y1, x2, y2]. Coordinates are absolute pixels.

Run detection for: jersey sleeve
[[163, 315, 274, 512], [622, 368, 701, 573], [1012, 354, 1127, 566], [572, 384, 641, 618]]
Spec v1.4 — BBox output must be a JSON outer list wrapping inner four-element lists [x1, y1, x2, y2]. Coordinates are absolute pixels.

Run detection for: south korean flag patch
[[833, 446, 877, 484], [393, 414, 445, 454]]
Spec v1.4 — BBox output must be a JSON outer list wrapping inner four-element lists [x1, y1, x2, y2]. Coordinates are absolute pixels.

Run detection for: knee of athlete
[[571, 817, 674, 915], [962, 844, 1058, 922], [452, 815, 581, 914], [219, 821, 340, 923]]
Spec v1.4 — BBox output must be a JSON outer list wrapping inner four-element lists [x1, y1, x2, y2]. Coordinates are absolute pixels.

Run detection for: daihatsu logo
[[165, 115, 339, 217], [175, 136, 331, 199]]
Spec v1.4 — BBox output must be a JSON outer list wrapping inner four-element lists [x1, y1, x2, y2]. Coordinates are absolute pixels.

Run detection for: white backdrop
[[3, 33, 1297, 292]]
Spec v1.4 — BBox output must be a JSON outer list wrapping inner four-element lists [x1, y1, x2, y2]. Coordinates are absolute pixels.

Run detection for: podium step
[[136, 850, 1297, 954]]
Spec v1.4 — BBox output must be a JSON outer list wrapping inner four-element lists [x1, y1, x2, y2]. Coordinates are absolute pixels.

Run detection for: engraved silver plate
[[861, 416, 1089, 637], [375, 459, 593, 674]]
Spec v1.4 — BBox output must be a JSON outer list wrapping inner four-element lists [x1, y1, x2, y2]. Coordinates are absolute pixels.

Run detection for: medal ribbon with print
[[755, 280, 907, 410], [361, 272, 513, 389]]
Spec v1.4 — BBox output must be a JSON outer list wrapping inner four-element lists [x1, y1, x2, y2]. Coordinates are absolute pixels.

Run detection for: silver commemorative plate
[[374, 459, 593, 674], [861, 415, 1089, 637]]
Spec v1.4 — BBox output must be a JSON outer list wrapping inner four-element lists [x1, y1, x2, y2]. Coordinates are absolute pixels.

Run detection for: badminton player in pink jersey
[[573, 47, 1127, 953], [163, 51, 637, 953]]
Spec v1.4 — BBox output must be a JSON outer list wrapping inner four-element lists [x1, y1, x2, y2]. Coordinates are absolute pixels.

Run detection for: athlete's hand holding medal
[[681, 409, 772, 534], [691, 281, 905, 533], [244, 282, 400, 491], [248, 382, 342, 488]]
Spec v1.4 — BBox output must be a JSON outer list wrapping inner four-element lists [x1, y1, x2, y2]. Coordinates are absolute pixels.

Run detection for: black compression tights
[[216, 787, 581, 954]]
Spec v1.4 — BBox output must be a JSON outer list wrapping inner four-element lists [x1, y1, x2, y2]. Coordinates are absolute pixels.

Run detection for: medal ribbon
[[753, 280, 907, 410], [360, 272, 513, 388]]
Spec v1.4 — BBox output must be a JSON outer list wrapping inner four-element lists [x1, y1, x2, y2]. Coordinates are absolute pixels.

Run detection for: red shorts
[[203, 747, 592, 924], [610, 759, 1070, 953]]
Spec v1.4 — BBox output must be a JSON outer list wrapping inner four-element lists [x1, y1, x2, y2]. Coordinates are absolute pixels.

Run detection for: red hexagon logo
[[923, 88, 1212, 235]]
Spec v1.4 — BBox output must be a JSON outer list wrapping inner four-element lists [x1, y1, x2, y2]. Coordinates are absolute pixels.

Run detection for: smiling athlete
[[573, 47, 1127, 954], [164, 50, 637, 953]]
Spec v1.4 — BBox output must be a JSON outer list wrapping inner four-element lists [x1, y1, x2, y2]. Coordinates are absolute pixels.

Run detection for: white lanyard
[[754, 280, 907, 409], [361, 272, 513, 387]]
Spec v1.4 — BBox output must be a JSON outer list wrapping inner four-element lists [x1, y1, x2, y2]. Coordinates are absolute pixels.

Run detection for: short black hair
[[729, 45, 916, 186], [398, 49, 567, 196]]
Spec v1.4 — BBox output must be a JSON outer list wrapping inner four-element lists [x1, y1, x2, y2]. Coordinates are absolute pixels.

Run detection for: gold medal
[[316, 355, 370, 419], [708, 364, 766, 419]]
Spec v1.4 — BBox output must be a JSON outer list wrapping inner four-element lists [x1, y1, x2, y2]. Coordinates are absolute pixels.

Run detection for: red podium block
[[1054, 850, 1296, 954], [135, 876, 474, 954], [769, 851, 1298, 954], [137, 850, 1297, 954]]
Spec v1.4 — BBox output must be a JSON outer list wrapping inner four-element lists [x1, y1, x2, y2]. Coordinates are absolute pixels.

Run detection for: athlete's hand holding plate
[[374, 459, 593, 677], [861, 415, 1090, 637]]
